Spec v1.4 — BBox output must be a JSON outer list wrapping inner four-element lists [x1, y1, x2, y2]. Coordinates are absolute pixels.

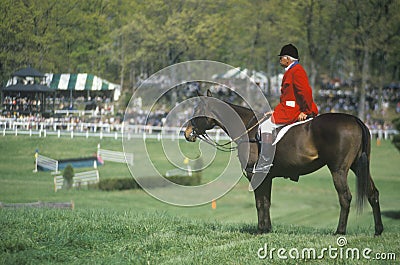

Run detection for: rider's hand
[[298, 112, 307, 121]]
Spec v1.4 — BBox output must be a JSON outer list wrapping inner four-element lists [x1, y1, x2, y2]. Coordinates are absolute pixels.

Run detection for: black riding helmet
[[278, 44, 299, 60]]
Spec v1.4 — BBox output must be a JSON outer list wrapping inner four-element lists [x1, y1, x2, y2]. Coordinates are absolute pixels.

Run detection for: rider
[[254, 44, 319, 173]]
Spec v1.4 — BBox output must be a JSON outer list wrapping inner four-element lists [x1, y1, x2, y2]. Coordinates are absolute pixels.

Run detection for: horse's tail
[[354, 117, 371, 213]]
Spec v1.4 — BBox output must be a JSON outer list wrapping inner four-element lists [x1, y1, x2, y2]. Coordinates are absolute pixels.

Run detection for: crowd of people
[[316, 80, 399, 132], [317, 81, 399, 114], [1, 79, 399, 135]]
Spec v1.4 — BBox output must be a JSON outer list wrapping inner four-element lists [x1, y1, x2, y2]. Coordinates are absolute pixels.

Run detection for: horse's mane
[[221, 100, 265, 129], [222, 100, 261, 118]]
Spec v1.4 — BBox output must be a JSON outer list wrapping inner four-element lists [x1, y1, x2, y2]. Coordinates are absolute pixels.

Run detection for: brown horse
[[184, 90, 383, 235]]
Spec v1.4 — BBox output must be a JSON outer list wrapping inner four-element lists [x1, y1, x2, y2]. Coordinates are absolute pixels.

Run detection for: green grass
[[0, 135, 399, 264]]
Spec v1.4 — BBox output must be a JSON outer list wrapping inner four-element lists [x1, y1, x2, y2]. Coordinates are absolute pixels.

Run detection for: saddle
[[250, 118, 314, 182], [272, 118, 313, 145]]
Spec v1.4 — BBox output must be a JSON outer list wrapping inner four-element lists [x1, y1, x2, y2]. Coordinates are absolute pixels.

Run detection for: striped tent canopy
[[46, 73, 120, 91]]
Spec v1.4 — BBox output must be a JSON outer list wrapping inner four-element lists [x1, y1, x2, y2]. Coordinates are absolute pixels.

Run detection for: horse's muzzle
[[184, 125, 197, 142]]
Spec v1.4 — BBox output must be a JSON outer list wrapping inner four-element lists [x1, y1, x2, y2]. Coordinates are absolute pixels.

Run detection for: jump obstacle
[[34, 153, 102, 173], [34, 146, 134, 192], [97, 144, 134, 165], [34, 145, 133, 173], [54, 170, 99, 192]]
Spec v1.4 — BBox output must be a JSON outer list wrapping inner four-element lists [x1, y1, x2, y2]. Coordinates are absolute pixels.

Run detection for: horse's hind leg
[[350, 156, 384, 236], [331, 169, 352, 235], [367, 177, 384, 235]]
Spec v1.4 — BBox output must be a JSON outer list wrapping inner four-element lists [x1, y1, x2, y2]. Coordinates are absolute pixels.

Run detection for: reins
[[195, 113, 271, 152]]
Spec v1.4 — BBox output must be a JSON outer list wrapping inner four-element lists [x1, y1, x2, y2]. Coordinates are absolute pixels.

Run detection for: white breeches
[[259, 117, 284, 134]]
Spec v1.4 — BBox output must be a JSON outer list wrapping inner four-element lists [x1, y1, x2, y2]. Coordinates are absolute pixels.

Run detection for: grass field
[[0, 135, 399, 264]]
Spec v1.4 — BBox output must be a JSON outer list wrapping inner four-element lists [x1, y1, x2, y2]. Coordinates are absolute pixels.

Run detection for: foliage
[[97, 178, 140, 191], [97, 174, 202, 191], [62, 164, 74, 190], [1, 0, 399, 114], [166, 174, 201, 186]]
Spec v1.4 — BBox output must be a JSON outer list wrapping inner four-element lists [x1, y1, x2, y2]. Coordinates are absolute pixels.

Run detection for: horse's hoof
[[374, 226, 383, 236], [333, 230, 346, 235], [257, 228, 271, 235]]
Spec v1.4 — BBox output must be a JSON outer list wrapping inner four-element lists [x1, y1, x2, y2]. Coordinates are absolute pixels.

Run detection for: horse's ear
[[206, 89, 212, 97]]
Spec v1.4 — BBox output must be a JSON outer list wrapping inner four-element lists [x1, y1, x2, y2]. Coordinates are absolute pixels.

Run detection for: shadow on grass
[[382, 210, 400, 220]]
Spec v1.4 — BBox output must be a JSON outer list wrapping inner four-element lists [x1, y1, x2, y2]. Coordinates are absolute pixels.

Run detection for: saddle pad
[[272, 118, 313, 146]]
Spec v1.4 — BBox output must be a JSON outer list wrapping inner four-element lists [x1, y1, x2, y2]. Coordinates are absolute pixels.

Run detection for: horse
[[184, 90, 383, 235]]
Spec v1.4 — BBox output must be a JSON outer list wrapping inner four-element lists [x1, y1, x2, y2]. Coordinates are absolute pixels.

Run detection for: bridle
[[190, 113, 271, 152]]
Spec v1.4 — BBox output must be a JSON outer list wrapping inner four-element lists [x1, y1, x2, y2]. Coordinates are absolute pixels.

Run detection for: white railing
[[1, 118, 397, 141], [35, 154, 59, 172], [165, 167, 192, 177], [97, 145, 134, 165], [1, 124, 232, 141], [54, 170, 99, 192]]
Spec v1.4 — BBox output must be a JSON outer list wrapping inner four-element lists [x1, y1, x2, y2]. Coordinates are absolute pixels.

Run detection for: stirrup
[[252, 163, 273, 174]]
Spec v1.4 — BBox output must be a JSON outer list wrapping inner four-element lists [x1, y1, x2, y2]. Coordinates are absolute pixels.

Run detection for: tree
[[1, 0, 400, 113], [337, 0, 399, 120], [63, 164, 74, 190]]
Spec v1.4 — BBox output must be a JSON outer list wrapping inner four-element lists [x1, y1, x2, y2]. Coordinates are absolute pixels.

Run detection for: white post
[[58, 130, 61, 138], [3, 128, 5, 136], [15, 128, 18, 136], [86, 130, 89, 138], [114, 132, 118, 140], [378, 129, 383, 140], [29, 129, 32, 137], [71, 130, 74, 139], [216, 130, 220, 143], [100, 131, 103, 139]]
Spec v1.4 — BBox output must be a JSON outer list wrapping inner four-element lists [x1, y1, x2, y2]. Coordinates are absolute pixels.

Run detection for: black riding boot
[[253, 133, 274, 173]]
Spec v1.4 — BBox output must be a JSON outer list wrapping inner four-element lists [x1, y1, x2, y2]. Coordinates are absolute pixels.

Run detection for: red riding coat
[[272, 63, 318, 124]]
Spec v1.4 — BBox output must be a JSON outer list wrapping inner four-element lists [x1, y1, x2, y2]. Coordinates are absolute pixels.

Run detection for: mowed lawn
[[0, 135, 399, 264]]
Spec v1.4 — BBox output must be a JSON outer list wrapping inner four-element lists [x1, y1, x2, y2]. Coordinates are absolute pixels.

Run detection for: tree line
[[1, 0, 399, 119]]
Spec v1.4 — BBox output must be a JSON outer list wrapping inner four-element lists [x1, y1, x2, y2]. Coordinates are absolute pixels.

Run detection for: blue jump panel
[[38, 157, 103, 171]]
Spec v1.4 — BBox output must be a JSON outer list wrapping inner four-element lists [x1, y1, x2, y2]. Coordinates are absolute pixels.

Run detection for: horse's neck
[[213, 102, 256, 139]]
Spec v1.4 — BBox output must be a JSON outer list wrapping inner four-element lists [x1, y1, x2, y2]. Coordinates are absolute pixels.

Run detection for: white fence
[[54, 170, 99, 192], [1, 118, 398, 141], [97, 148, 134, 165], [165, 167, 192, 177], [35, 154, 59, 172]]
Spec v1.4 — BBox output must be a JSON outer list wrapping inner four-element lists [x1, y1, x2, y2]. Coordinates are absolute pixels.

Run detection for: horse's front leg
[[253, 174, 273, 234]]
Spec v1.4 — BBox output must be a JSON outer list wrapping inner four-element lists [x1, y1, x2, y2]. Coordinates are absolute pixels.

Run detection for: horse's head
[[184, 90, 217, 142]]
